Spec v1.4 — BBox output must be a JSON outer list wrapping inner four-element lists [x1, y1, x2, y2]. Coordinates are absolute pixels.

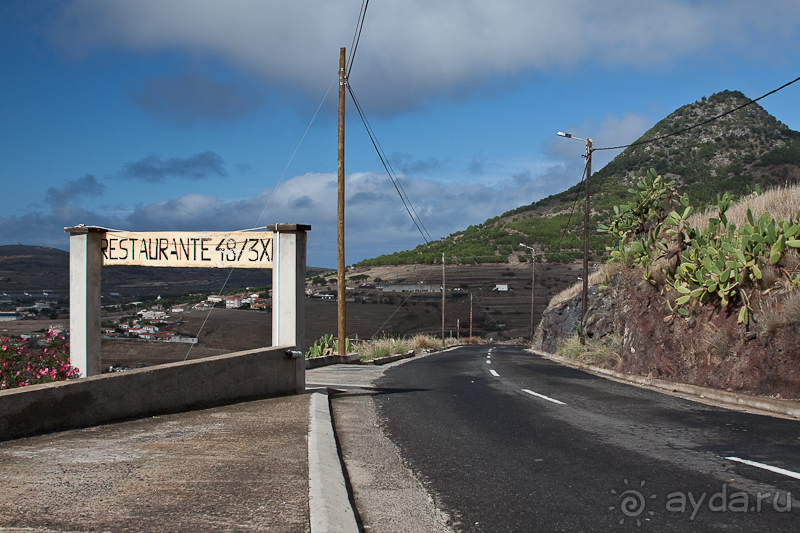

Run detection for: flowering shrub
[[0, 330, 80, 390]]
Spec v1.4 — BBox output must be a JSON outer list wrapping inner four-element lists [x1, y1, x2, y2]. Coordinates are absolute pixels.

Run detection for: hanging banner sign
[[100, 231, 274, 268]]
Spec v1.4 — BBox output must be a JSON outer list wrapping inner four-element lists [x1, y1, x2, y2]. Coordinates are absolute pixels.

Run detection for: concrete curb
[[533, 349, 800, 419], [308, 391, 359, 533], [305, 353, 360, 369], [362, 349, 416, 366]]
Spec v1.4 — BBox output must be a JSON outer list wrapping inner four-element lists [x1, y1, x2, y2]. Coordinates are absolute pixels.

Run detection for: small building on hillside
[[381, 284, 438, 293], [0, 311, 20, 321]]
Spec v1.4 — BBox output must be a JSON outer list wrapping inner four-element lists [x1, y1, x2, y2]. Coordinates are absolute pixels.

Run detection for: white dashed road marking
[[490, 369, 499, 377], [522, 388, 565, 405], [725, 457, 800, 480]]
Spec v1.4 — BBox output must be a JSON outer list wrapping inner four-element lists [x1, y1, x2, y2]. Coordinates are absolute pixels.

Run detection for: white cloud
[[545, 112, 652, 170], [1, 168, 575, 267], [51, 0, 800, 114]]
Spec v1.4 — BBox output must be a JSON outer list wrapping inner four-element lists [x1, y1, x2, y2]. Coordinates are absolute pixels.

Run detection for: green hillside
[[357, 90, 800, 266]]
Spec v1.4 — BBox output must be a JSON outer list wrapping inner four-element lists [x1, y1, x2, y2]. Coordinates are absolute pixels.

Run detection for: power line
[[594, 74, 800, 152], [347, 82, 433, 242], [184, 73, 339, 359], [347, 0, 370, 78], [553, 157, 589, 253], [371, 265, 438, 337]]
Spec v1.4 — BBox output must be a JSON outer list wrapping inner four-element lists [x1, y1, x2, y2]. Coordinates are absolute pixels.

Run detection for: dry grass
[[546, 266, 609, 310], [555, 333, 623, 369], [755, 290, 800, 336], [410, 334, 443, 351], [359, 337, 410, 361], [688, 184, 800, 233], [358, 333, 458, 361], [700, 323, 732, 356]]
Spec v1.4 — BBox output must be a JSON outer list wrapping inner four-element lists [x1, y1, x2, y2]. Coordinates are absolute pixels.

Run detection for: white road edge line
[[490, 369, 499, 377], [725, 456, 800, 480], [522, 388, 566, 405]]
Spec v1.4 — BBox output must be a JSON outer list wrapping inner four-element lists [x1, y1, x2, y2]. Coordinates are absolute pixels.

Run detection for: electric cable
[[553, 157, 589, 254], [183, 74, 338, 360], [594, 74, 800, 152], [371, 265, 438, 337], [347, 83, 432, 241], [347, 82, 433, 242], [347, 0, 370, 78]]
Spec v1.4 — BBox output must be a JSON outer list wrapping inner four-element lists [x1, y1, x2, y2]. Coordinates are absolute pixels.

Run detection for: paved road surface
[[374, 345, 800, 532]]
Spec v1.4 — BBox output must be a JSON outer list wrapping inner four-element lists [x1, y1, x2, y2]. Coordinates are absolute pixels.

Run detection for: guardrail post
[[64, 226, 106, 377], [271, 224, 310, 392]]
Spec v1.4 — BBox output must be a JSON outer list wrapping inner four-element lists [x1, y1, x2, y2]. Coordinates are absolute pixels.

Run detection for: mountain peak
[[358, 90, 800, 267]]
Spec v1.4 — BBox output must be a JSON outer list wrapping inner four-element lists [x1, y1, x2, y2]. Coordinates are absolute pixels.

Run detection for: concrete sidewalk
[[0, 394, 312, 532], [0, 355, 449, 533]]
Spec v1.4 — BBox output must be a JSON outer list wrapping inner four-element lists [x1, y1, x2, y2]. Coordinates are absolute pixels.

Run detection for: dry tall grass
[[756, 290, 800, 336], [555, 333, 623, 369], [688, 183, 800, 232], [545, 267, 609, 310], [358, 334, 460, 361]]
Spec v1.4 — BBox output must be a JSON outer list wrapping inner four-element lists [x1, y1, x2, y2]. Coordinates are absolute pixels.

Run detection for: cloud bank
[[52, 0, 800, 115], [119, 152, 227, 183], [2, 164, 578, 267]]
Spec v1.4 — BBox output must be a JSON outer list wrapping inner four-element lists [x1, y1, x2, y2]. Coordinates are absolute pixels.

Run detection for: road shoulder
[[533, 348, 800, 420], [308, 354, 453, 533]]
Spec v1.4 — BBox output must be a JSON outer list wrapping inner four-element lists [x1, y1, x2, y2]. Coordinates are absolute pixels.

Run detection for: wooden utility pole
[[580, 139, 592, 345], [337, 47, 347, 355], [530, 248, 535, 342], [469, 292, 473, 338], [441, 252, 445, 341]]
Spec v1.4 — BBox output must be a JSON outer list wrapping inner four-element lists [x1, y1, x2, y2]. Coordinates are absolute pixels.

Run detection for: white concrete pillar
[[271, 224, 310, 392], [64, 226, 105, 377]]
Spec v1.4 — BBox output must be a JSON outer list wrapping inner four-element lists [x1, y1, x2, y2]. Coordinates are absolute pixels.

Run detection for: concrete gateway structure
[[65, 224, 309, 392]]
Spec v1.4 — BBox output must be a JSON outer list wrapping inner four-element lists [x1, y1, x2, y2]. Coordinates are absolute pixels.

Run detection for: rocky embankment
[[538, 268, 800, 399]]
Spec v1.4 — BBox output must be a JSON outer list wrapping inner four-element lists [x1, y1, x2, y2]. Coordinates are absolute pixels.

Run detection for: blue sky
[[2, 1, 799, 268]]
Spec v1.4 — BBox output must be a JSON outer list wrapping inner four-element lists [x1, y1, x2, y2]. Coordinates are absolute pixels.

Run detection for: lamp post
[[519, 243, 536, 343], [557, 131, 593, 345]]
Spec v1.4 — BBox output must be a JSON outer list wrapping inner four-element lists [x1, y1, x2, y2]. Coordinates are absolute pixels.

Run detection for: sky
[[1, 1, 800, 268]]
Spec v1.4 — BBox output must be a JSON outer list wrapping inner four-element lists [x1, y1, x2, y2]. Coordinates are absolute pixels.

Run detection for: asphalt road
[[374, 345, 800, 532]]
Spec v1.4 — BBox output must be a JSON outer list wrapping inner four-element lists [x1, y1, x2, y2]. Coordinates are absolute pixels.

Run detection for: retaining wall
[[0, 345, 302, 441]]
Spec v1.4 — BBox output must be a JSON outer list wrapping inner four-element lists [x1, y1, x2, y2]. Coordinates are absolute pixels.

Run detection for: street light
[[519, 243, 536, 343], [557, 131, 593, 345]]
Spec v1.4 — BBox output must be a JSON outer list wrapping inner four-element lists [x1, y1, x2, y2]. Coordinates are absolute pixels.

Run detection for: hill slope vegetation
[[358, 90, 800, 266]]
